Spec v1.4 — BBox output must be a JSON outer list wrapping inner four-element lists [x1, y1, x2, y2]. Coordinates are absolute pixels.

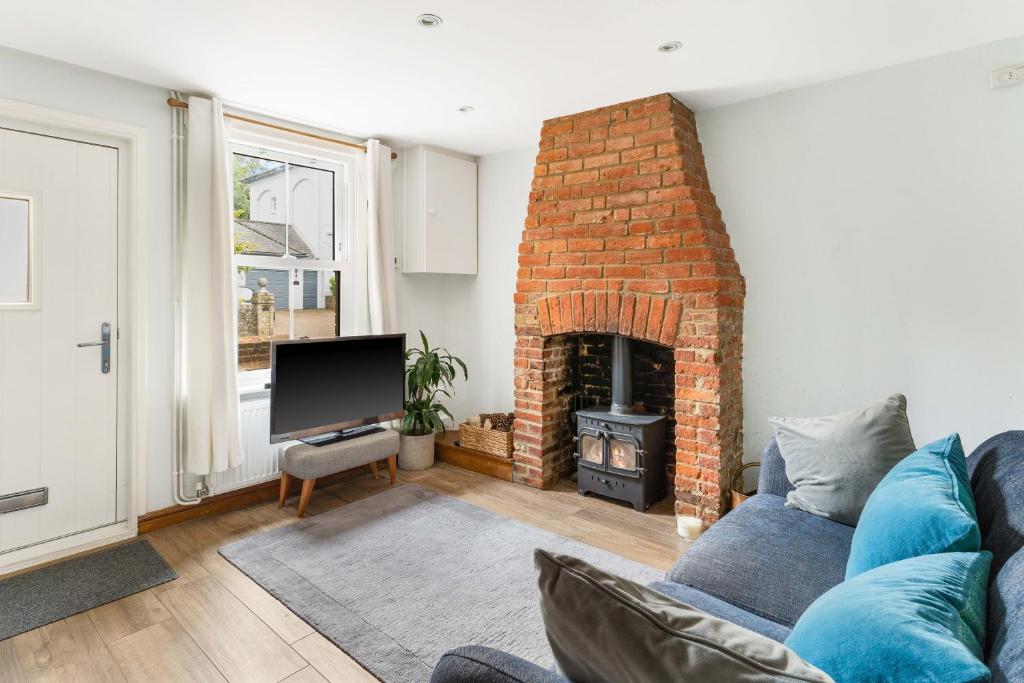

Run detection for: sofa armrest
[[757, 436, 794, 498], [431, 646, 568, 683]]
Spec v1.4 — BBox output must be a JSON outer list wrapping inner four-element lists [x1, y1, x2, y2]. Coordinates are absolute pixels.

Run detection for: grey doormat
[[0, 540, 176, 641], [220, 483, 661, 683]]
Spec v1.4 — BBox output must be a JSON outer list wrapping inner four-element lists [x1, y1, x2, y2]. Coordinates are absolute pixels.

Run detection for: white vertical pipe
[[170, 90, 203, 505]]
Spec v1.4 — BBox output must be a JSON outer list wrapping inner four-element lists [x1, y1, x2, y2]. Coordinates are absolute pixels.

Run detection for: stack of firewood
[[478, 412, 514, 432]]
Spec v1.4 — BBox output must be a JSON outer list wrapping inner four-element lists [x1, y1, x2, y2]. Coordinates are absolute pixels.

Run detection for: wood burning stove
[[573, 336, 666, 511]]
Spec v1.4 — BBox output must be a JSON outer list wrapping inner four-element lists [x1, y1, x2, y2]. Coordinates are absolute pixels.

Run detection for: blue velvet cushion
[[846, 433, 980, 579], [786, 552, 992, 683]]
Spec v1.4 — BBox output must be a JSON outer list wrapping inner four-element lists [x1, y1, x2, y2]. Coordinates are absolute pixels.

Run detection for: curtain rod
[[166, 97, 397, 160]]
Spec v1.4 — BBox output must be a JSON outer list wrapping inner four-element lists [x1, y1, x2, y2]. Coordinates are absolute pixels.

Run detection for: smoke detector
[[658, 41, 682, 53]]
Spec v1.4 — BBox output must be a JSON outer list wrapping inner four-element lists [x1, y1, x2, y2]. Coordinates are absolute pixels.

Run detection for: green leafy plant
[[329, 275, 338, 297], [401, 331, 468, 436], [235, 240, 258, 274], [232, 154, 273, 220]]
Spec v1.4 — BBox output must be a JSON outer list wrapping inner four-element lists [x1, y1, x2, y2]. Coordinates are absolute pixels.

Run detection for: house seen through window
[[232, 146, 352, 374]]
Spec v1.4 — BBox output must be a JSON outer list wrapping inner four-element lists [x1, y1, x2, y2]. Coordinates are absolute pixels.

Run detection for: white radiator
[[208, 393, 285, 495]]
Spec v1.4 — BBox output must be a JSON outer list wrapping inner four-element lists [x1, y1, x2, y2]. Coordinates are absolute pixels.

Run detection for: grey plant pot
[[398, 433, 435, 470]]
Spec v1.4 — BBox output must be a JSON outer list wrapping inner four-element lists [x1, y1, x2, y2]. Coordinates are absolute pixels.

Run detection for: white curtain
[[181, 96, 244, 475], [354, 139, 398, 335]]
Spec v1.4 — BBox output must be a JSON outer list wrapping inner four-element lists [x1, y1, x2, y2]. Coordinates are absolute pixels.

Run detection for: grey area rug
[[0, 540, 176, 640], [220, 483, 661, 682]]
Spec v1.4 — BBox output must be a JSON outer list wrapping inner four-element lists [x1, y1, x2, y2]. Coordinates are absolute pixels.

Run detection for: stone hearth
[[512, 93, 744, 526]]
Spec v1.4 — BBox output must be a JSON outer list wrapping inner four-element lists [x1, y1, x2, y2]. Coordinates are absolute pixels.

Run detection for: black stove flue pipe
[[610, 335, 636, 415]]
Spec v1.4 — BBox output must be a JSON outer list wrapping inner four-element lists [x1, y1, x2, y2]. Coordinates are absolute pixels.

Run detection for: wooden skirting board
[[140, 436, 513, 534], [138, 466, 374, 534], [435, 431, 513, 481]]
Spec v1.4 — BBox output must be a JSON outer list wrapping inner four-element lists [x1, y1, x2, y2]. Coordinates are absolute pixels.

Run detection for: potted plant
[[398, 331, 468, 470]]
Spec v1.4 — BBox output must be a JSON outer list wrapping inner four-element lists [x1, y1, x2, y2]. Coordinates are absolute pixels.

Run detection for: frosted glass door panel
[[0, 196, 30, 303]]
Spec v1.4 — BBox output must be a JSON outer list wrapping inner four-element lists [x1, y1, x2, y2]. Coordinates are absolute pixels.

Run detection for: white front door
[[0, 127, 122, 555]]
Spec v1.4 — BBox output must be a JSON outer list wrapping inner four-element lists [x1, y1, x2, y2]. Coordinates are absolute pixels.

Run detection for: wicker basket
[[459, 422, 513, 459], [728, 462, 760, 511]]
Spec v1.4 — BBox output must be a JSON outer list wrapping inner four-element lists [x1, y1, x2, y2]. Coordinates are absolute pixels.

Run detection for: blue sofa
[[431, 431, 1023, 683]]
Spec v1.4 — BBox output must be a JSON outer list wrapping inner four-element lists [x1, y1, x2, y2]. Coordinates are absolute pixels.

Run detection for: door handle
[[77, 322, 111, 374]]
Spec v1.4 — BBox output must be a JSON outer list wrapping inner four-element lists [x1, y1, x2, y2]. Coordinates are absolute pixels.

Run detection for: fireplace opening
[[542, 333, 675, 510]]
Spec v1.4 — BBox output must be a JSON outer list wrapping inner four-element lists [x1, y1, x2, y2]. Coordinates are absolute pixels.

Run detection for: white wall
[[0, 46, 176, 511], [442, 148, 534, 422], [393, 148, 534, 425], [696, 36, 1024, 463]]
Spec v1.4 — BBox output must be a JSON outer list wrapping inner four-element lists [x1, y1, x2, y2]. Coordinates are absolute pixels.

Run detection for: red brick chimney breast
[[513, 93, 745, 526]]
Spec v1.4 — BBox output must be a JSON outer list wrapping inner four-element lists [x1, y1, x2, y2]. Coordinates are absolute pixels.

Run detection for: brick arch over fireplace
[[513, 93, 745, 525], [536, 292, 683, 345]]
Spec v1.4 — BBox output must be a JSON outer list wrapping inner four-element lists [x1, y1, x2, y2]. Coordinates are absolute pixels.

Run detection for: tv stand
[[301, 425, 384, 447], [280, 429, 399, 517]]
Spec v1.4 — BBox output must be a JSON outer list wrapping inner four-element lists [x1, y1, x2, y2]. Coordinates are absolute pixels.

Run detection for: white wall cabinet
[[402, 145, 478, 274]]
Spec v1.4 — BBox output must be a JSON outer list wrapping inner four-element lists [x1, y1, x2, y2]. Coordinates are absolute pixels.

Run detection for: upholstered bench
[[278, 429, 400, 516]]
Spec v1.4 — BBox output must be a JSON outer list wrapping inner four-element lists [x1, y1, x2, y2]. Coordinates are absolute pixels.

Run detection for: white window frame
[[229, 132, 357, 387]]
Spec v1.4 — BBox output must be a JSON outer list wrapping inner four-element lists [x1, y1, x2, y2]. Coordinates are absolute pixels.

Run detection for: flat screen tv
[[269, 334, 406, 444]]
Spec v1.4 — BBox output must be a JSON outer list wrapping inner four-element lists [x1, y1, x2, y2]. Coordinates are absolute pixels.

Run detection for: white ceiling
[[2, 1, 1023, 155]]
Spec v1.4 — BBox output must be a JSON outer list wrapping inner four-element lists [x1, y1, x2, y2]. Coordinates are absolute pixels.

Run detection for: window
[[0, 193, 34, 306], [231, 143, 353, 376]]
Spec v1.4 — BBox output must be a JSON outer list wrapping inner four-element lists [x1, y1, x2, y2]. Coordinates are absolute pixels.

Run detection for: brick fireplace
[[512, 93, 745, 526]]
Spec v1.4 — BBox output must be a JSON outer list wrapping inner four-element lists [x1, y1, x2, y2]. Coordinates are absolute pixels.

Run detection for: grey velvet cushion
[[770, 394, 916, 525], [649, 580, 792, 643], [668, 494, 853, 627], [536, 550, 833, 683]]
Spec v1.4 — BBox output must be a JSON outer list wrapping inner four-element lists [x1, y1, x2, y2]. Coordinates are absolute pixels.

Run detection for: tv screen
[[270, 334, 406, 443]]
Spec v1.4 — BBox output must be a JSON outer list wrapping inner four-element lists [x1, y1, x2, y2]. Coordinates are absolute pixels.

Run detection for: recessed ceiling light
[[417, 13, 442, 27], [457, 105, 475, 113], [658, 40, 682, 53]]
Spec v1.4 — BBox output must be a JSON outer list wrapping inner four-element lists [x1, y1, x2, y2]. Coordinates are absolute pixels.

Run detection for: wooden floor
[[0, 463, 687, 682]]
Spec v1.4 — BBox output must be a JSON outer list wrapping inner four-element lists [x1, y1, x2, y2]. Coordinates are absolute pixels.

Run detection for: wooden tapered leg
[[369, 461, 378, 479], [387, 455, 397, 484], [278, 472, 292, 508], [297, 478, 316, 517]]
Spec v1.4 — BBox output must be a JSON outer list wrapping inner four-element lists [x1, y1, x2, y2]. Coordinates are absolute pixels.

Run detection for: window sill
[[238, 369, 271, 398]]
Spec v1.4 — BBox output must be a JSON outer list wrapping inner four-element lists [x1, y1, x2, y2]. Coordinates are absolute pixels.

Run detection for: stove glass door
[[608, 435, 639, 473], [578, 431, 605, 467]]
